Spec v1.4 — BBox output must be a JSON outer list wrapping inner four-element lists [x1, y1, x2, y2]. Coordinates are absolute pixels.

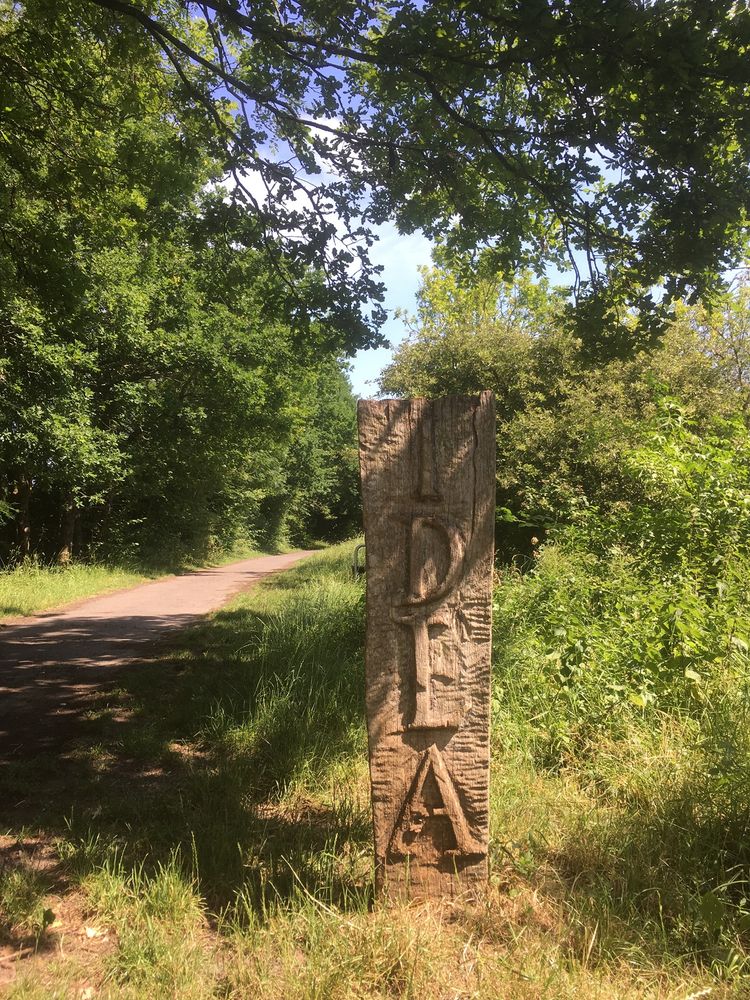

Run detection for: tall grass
[[3, 541, 748, 997], [492, 540, 750, 979]]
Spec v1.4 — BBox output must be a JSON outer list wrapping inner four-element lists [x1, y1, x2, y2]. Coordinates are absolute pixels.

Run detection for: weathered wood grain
[[357, 391, 496, 899]]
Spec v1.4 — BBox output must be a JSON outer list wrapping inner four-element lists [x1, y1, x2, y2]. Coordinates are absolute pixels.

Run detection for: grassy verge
[[0, 542, 284, 620], [0, 542, 746, 997], [0, 563, 161, 620]]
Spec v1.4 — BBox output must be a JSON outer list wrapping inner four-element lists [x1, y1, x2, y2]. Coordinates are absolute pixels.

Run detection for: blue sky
[[236, 159, 434, 399], [348, 224, 433, 398]]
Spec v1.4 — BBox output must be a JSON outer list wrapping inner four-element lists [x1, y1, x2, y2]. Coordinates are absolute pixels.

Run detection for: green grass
[[0, 562, 158, 619], [0, 866, 53, 944], [1, 541, 747, 997]]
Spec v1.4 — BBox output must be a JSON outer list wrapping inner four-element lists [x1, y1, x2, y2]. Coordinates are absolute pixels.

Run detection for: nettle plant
[[603, 404, 750, 699], [611, 403, 750, 707], [610, 401, 750, 573]]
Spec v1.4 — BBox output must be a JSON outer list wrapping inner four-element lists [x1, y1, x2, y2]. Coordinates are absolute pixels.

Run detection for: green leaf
[[699, 892, 726, 933]]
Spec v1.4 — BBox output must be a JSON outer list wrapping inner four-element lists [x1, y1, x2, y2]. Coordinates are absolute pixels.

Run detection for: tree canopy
[[0, 0, 362, 562], [3, 0, 750, 559], [75, 0, 750, 342]]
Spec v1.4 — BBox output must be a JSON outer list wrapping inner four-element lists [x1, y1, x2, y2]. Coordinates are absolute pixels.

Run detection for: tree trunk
[[57, 494, 77, 565], [16, 477, 31, 559]]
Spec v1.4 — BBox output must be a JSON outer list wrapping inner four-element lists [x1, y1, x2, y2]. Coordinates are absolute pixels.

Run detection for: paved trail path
[[0, 551, 315, 758]]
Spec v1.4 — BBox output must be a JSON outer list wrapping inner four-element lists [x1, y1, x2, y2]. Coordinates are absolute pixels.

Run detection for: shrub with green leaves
[[494, 401, 750, 751]]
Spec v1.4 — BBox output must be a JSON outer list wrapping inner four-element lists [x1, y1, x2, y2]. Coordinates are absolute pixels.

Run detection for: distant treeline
[[0, 3, 363, 564], [5, 3, 750, 567]]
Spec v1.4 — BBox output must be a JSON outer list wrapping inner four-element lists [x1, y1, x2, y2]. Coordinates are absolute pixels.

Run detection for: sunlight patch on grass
[[82, 854, 210, 997], [0, 542, 280, 619], [0, 866, 50, 942]]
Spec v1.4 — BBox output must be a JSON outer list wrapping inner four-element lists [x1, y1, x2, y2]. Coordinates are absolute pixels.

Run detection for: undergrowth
[[4, 407, 750, 997]]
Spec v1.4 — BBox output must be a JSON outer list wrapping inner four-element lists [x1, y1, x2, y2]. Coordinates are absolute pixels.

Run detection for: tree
[[381, 265, 744, 551], [671, 272, 750, 415], [0, 0, 362, 561], [0, 0, 386, 353], [68, 0, 750, 344], [283, 361, 362, 544]]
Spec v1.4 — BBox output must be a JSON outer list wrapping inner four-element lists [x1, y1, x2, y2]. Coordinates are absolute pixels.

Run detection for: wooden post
[[357, 392, 496, 899]]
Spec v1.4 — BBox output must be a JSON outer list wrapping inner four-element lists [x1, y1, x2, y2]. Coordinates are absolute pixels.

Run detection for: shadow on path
[[0, 552, 370, 926], [0, 552, 315, 758]]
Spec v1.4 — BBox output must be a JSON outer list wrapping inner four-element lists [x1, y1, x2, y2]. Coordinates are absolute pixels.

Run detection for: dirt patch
[[0, 834, 115, 992]]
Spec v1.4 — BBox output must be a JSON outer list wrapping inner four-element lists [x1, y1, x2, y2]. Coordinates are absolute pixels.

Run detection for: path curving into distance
[[0, 551, 315, 759]]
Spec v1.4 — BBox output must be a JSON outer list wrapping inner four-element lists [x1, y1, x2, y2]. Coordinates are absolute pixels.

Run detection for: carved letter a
[[388, 745, 482, 860]]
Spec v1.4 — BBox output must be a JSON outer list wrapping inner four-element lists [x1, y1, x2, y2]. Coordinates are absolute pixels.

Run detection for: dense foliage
[[495, 404, 750, 722], [382, 267, 750, 548], [0, 0, 361, 563], [4, 0, 750, 561], [487, 415, 750, 975], [74, 0, 750, 343]]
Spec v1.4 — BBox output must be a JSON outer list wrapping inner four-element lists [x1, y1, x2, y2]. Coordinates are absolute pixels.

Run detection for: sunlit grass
[[0, 562, 157, 619], [0, 541, 278, 619], [1, 542, 747, 997]]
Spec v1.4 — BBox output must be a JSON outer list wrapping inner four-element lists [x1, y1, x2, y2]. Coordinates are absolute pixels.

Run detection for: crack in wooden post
[[414, 398, 441, 501]]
